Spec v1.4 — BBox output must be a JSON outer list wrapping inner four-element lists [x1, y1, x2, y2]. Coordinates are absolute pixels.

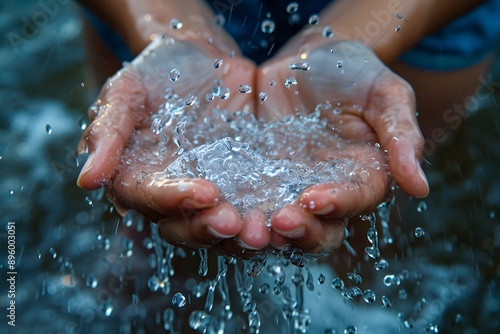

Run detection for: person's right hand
[[76, 35, 274, 254]]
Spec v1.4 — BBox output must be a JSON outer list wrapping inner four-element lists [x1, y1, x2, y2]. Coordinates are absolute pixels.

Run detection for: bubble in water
[[289, 62, 311, 71], [363, 289, 376, 303], [259, 283, 270, 294], [381, 295, 392, 308], [46, 124, 52, 135], [416, 201, 427, 212], [331, 277, 344, 290], [185, 95, 197, 106], [212, 58, 223, 69], [374, 259, 389, 271], [172, 292, 187, 308], [347, 272, 362, 284], [286, 2, 299, 13], [261, 19, 276, 33], [344, 325, 357, 334], [414, 227, 426, 238], [86, 275, 98, 288], [308, 14, 320, 25], [318, 273, 326, 284], [395, 24, 401, 32], [284, 76, 297, 89], [258, 91, 268, 103], [168, 68, 180, 82], [322, 26, 334, 38], [9, 189, 13, 195], [455, 313, 463, 324], [399, 289, 408, 300], [237, 84, 252, 94], [169, 18, 183, 30]]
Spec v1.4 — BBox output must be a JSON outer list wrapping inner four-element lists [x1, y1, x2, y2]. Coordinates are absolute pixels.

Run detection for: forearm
[[77, 0, 226, 55], [283, 0, 484, 63]]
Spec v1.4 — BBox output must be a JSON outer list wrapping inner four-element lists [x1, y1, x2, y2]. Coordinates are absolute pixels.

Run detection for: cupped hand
[[256, 41, 429, 254], [77, 35, 272, 254]]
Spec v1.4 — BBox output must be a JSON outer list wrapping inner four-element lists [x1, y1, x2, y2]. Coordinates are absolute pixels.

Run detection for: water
[[1, 2, 500, 333]]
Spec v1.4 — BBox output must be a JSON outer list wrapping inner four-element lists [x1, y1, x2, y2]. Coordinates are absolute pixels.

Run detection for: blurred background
[[0, 1, 499, 333]]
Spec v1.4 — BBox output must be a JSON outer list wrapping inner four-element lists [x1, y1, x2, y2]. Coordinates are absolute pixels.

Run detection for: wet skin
[[77, 37, 428, 256]]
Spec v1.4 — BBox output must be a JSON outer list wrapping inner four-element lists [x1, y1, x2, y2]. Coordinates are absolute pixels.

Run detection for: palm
[[78, 37, 262, 253], [255, 41, 425, 253]]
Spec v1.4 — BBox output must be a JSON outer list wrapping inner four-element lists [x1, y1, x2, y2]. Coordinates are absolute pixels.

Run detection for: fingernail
[[237, 238, 261, 250], [310, 203, 335, 215], [76, 138, 89, 156], [76, 153, 95, 188], [273, 226, 306, 238], [207, 226, 236, 239], [416, 165, 430, 197]]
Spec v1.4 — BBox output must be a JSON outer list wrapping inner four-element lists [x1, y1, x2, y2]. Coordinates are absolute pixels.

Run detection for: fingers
[[77, 68, 147, 190], [270, 204, 346, 253], [363, 71, 429, 198], [157, 202, 243, 248], [111, 174, 221, 220]]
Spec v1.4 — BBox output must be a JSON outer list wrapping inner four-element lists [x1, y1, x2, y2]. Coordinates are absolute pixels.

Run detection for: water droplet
[[185, 95, 197, 106], [9, 189, 13, 195], [455, 313, 463, 323], [49, 247, 57, 259], [86, 275, 98, 288], [205, 92, 215, 102], [189, 310, 209, 331], [172, 292, 187, 308], [322, 26, 334, 38], [198, 248, 208, 276], [258, 91, 267, 103], [425, 323, 439, 333], [289, 62, 311, 71], [290, 249, 305, 267], [212, 58, 223, 69], [382, 295, 392, 308], [219, 87, 230, 99], [383, 274, 401, 287], [214, 14, 225, 26], [46, 124, 52, 135], [286, 2, 299, 14], [169, 68, 180, 82], [414, 227, 425, 238], [318, 273, 326, 284], [344, 325, 357, 334], [284, 76, 297, 89], [331, 277, 344, 290], [336, 60, 343, 68], [395, 24, 401, 32], [399, 289, 408, 300], [85, 196, 93, 207], [261, 19, 276, 33], [169, 18, 183, 30], [259, 283, 270, 294], [308, 14, 320, 25], [269, 80, 277, 86], [347, 272, 362, 284], [237, 84, 252, 94], [374, 259, 389, 270], [395, 12, 404, 19], [104, 304, 113, 317], [78, 118, 87, 130], [416, 201, 427, 212], [363, 289, 376, 303]]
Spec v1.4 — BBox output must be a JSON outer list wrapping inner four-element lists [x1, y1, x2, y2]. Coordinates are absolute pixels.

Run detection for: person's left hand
[[255, 41, 429, 254]]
